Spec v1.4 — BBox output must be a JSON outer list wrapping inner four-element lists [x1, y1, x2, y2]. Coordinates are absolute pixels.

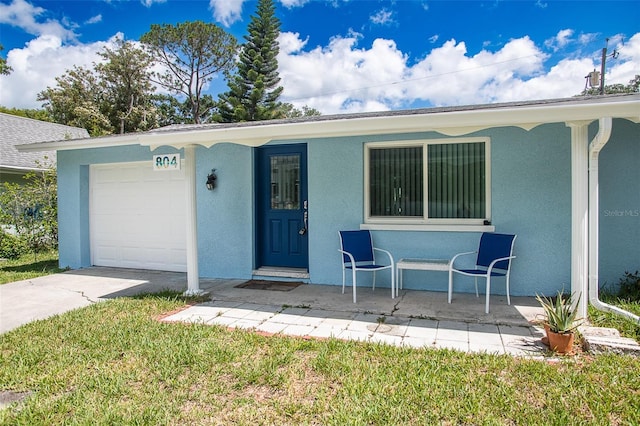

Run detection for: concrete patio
[[1, 267, 549, 356]]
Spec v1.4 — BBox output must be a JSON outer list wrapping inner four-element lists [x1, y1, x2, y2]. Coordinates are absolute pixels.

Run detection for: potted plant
[[536, 290, 583, 354]]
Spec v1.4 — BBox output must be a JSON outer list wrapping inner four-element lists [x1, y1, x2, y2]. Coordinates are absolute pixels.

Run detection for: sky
[[0, 0, 639, 115]]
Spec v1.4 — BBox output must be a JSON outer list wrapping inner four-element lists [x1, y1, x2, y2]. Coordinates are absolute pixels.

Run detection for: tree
[[152, 94, 190, 127], [152, 93, 219, 125], [37, 65, 112, 136], [0, 44, 11, 75], [140, 21, 237, 124], [38, 38, 158, 136], [0, 106, 52, 122], [279, 103, 322, 118], [95, 38, 158, 134], [217, 0, 284, 122], [580, 74, 640, 96]]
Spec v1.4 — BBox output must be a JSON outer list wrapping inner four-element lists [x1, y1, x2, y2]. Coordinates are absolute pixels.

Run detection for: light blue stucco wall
[[56, 119, 639, 297], [598, 119, 640, 291], [196, 144, 255, 279]]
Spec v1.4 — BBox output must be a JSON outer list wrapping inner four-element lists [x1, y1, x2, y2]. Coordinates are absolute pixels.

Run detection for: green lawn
[[0, 250, 64, 285], [1, 293, 639, 425], [588, 298, 640, 341]]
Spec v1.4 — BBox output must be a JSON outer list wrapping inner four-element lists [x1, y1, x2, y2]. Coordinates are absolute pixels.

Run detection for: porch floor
[[170, 273, 548, 356]]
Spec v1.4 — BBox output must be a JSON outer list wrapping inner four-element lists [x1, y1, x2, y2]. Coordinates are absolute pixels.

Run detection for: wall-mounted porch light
[[206, 169, 217, 190]]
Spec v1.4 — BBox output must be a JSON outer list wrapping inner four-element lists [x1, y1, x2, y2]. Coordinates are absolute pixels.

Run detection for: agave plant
[[536, 290, 583, 334]]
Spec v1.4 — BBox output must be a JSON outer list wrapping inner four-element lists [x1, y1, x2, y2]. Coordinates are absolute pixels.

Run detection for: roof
[[15, 94, 640, 153], [0, 113, 89, 172]]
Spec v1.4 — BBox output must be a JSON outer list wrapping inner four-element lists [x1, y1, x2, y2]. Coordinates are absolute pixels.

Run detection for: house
[[0, 112, 89, 185], [16, 94, 640, 318]]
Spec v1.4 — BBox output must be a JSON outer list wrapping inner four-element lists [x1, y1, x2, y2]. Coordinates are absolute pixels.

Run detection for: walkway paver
[[162, 300, 547, 356]]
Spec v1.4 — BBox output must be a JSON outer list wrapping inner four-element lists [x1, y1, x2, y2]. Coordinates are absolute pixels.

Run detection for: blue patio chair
[[338, 230, 395, 303], [448, 233, 517, 314]]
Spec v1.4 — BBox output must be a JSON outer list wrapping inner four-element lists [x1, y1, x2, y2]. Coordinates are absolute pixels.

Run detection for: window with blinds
[[369, 146, 424, 217], [366, 138, 489, 223]]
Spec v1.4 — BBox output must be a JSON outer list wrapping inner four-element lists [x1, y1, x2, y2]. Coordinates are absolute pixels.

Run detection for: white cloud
[[278, 32, 408, 113], [578, 32, 598, 45], [279, 0, 311, 9], [209, 0, 245, 26], [608, 33, 640, 86], [140, 0, 167, 7], [85, 14, 102, 25], [0, 0, 77, 41], [0, 34, 119, 109], [545, 29, 574, 52], [278, 31, 640, 114], [370, 8, 395, 26], [208, 0, 311, 25]]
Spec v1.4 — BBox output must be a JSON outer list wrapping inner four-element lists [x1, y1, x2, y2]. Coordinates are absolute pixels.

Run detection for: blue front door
[[256, 144, 308, 269]]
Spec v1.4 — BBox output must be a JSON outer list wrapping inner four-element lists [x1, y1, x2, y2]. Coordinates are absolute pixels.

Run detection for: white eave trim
[[15, 134, 140, 153], [15, 96, 640, 152], [0, 165, 51, 173]]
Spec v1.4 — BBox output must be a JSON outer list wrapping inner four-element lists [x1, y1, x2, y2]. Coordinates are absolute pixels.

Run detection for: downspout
[[588, 117, 640, 323]]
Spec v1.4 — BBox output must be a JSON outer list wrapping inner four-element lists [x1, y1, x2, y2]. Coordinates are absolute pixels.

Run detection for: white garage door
[[90, 162, 187, 272]]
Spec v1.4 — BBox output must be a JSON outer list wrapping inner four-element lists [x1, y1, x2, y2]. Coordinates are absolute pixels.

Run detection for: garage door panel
[[90, 162, 187, 272]]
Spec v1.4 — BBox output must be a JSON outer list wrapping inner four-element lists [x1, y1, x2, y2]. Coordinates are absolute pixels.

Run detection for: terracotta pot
[[546, 328, 575, 354]]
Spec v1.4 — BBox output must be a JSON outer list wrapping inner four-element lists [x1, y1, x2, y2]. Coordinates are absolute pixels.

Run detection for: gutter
[[588, 117, 640, 324]]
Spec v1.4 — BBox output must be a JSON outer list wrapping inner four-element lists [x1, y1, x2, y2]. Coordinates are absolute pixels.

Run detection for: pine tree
[[217, 0, 284, 122], [141, 21, 237, 124]]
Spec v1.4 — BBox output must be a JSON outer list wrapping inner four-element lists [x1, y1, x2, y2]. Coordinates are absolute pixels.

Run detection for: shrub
[[618, 270, 640, 302], [0, 159, 57, 252], [0, 230, 29, 259]]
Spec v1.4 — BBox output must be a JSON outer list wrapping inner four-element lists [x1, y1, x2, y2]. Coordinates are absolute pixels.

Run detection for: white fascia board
[[1, 165, 50, 173], [14, 134, 141, 153]]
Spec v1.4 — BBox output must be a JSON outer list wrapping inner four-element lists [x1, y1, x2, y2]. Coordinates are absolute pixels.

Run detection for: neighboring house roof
[[0, 112, 89, 173], [16, 94, 640, 153]]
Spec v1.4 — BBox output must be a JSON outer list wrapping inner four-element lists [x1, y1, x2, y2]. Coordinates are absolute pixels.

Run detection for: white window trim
[[363, 137, 492, 230]]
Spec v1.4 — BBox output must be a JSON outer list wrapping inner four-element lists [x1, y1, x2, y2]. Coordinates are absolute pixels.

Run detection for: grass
[[1, 292, 639, 425], [0, 250, 64, 285], [588, 296, 640, 341]]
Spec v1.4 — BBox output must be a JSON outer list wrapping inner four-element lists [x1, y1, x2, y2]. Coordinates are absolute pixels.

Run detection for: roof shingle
[[0, 113, 89, 170]]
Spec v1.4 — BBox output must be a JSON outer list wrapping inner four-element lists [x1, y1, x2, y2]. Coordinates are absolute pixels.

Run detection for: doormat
[[235, 280, 303, 291]]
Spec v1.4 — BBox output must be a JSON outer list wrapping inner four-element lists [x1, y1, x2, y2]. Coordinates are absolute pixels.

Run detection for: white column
[[567, 121, 590, 319], [183, 144, 202, 296]]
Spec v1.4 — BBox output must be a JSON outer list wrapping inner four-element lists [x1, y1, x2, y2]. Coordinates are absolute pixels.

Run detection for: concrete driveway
[[0, 268, 207, 334]]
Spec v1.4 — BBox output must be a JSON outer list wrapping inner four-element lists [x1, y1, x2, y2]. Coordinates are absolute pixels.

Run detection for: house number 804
[[153, 154, 181, 171]]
